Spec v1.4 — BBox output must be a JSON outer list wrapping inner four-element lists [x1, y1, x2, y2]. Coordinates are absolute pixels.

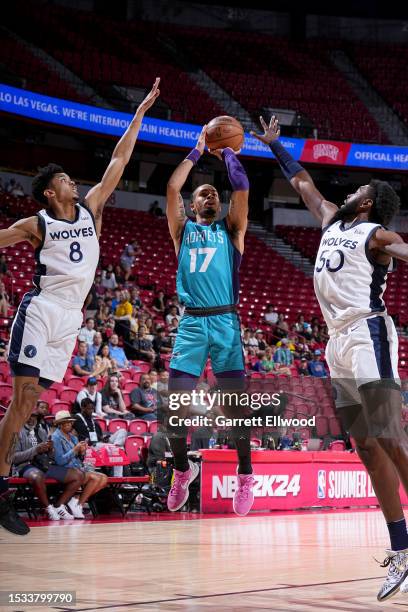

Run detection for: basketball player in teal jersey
[[0, 79, 160, 535], [252, 114, 408, 600], [166, 126, 255, 516]]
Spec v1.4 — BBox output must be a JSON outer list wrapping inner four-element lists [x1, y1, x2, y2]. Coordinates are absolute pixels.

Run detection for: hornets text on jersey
[[176, 218, 241, 308]]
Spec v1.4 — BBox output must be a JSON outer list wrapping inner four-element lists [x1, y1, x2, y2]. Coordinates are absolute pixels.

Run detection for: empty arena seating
[[347, 41, 408, 128], [2, 3, 391, 142]]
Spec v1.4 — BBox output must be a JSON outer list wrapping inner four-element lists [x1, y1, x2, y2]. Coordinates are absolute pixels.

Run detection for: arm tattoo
[[177, 194, 186, 222], [5, 432, 18, 465]]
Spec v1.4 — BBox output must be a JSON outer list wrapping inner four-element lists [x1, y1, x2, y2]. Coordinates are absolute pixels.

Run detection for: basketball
[[205, 115, 244, 151]]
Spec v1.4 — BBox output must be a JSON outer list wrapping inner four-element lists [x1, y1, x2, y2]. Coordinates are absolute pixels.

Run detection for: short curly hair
[[368, 179, 400, 227], [32, 163, 64, 206]]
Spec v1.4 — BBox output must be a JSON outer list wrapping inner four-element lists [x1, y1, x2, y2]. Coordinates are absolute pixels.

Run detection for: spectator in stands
[[87, 332, 103, 368], [297, 357, 310, 376], [259, 347, 276, 373], [114, 264, 126, 285], [13, 409, 83, 520], [165, 305, 181, 327], [0, 254, 8, 276], [149, 199, 163, 217], [101, 264, 117, 290], [274, 338, 293, 367], [152, 326, 172, 359], [0, 281, 10, 316], [129, 374, 158, 421], [152, 290, 166, 313], [74, 398, 127, 476], [130, 287, 142, 309], [84, 281, 98, 321], [78, 317, 96, 346], [94, 273, 105, 297], [149, 369, 158, 388], [310, 325, 326, 353], [275, 313, 289, 338], [131, 325, 155, 364], [264, 304, 278, 326], [108, 334, 128, 368], [147, 425, 171, 473], [308, 350, 327, 377], [95, 344, 114, 377], [114, 290, 132, 341], [36, 401, 51, 436], [168, 317, 179, 340], [72, 341, 94, 376], [255, 330, 267, 354], [144, 316, 155, 341], [242, 328, 252, 355], [76, 377, 103, 417], [157, 369, 169, 413], [111, 289, 122, 313], [120, 243, 136, 281], [95, 298, 112, 328], [276, 336, 296, 352], [52, 410, 108, 518], [101, 374, 132, 418]]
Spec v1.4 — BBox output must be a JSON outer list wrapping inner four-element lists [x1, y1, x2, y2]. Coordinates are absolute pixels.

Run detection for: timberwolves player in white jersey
[[252, 115, 408, 601], [0, 78, 160, 535]]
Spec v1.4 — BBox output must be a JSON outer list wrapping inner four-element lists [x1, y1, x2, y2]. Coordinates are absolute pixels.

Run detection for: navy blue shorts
[[20, 464, 70, 482]]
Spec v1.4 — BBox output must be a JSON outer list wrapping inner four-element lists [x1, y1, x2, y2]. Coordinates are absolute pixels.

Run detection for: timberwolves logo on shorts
[[24, 345, 37, 358]]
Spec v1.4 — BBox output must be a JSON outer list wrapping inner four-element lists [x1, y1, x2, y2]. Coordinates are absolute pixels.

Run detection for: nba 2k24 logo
[[212, 474, 301, 499], [317, 470, 375, 499], [312, 144, 339, 162]]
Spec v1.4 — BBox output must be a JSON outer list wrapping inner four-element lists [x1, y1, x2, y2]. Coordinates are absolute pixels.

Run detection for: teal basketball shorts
[[170, 312, 245, 376]]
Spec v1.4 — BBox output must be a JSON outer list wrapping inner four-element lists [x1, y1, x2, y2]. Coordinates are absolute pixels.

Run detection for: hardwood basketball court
[[1, 509, 407, 611]]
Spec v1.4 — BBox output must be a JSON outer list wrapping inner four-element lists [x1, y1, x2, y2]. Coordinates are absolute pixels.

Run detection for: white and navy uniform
[[8, 203, 99, 383], [314, 219, 399, 407]]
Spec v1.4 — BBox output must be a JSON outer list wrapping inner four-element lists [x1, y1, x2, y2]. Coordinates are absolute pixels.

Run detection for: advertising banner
[[1, 83, 408, 170], [200, 450, 408, 513]]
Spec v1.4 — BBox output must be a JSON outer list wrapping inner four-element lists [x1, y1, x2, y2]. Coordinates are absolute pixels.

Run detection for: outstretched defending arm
[[85, 78, 160, 236], [167, 125, 206, 253], [0, 217, 42, 249], [370, 229, 408, 263], [251, 116, 337, 227]]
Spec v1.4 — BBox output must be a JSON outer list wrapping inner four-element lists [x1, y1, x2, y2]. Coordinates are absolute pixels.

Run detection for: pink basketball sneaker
[[167, 460, 200, 512], [233, 471, 255, 516]]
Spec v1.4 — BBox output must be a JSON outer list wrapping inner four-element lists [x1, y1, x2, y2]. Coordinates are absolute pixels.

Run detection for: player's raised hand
[[195, 125, 207, 154], [136, 78, 160, 117], [250, 115, 280, 145], [209, 146, 241, 160]]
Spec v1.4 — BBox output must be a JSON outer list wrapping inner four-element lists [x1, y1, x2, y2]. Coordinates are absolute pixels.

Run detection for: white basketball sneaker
[[67, 498, 85, 519], [46, 505, 60, 521], [55, 505, 74, 520], [377, 549, 408, 601]]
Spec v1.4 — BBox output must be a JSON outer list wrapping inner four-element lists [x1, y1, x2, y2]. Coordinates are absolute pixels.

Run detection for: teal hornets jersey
[[176, 219, 241, 308]]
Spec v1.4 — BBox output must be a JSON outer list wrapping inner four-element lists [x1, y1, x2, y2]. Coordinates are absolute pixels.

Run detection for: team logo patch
[[24, 345, 37, 358]]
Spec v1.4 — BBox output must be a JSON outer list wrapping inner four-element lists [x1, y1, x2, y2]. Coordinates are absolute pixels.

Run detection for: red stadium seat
[[108, 418, 128, 434], [124, 436, 145, 463], [128, 420, 149, 435]]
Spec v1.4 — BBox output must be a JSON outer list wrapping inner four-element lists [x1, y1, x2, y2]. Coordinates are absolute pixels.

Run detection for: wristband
[[185, 148, 201, 165], [269, 140, 304, 180]]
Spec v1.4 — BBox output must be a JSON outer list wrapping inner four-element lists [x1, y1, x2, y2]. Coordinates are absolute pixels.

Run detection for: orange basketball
[[205, 116, 244, 151]]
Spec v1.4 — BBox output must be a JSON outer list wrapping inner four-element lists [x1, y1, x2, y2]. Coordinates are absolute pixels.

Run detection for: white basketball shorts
[[8, 290, 83, 383], [325, 314, 400, 408]]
